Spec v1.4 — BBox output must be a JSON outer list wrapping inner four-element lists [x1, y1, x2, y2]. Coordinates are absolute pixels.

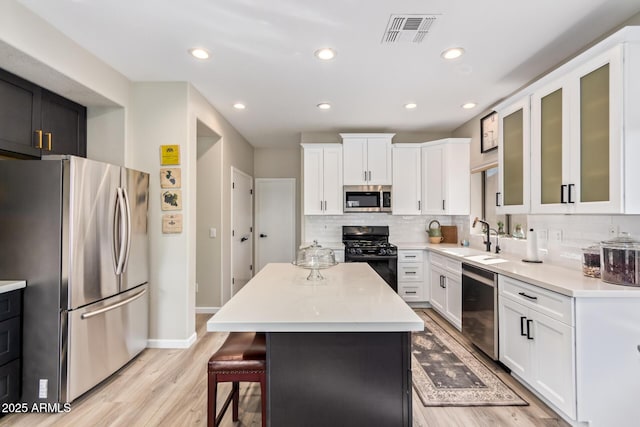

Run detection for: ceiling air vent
[[382, 14, 437, 44]]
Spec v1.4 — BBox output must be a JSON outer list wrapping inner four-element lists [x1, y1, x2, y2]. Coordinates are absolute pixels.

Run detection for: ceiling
[[16, 0, 640, 148]]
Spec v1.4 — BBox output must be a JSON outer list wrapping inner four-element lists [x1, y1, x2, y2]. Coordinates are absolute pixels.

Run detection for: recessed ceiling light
[[314, 48, 336, 60], [462, 102, 477, 109], [317, 103, 331, 110], [404, 103, 417, 110], [441, 47, 465, 60], [189, 48, 210, 60], [233, 103, 246, 110]]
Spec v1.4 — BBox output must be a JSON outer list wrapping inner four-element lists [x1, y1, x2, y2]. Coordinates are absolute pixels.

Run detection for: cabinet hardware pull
[[418, 200, 421, 211], [406, 271, 416, 275], [45, 132, 52, 151], [368, 171, 372, 181], [637, 345, 640, 353], [526, 319, 534, 340], [496, 192, 501, 207], [442, 200, 445, 210], [561, 185, 567, 204], [518, 291, 538, 300], [406, 255, 416, 258], [520, 316, 527, 336], [406, 291, 417, 294], [35, 130, 43, 149], [324, 201, 327, 211], [321, 200, 323, 211], [440, 275, 446, 288], [568, 184, 575, 204], [364, 171, 367, 181]]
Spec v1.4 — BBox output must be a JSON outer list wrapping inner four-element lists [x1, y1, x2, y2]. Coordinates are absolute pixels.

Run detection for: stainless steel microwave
[[344, 186, 392, 213]]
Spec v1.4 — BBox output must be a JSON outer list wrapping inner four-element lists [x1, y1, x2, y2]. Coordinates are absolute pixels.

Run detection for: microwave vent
[[382, 14, 437, 44]]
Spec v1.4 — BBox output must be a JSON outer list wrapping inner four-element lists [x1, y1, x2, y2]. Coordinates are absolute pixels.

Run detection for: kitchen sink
[[463, 254, 509, 265], [440, 248, 477, 257]]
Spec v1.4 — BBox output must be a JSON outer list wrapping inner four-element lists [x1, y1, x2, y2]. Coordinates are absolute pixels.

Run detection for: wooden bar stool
[[207, 332, 266, 427]]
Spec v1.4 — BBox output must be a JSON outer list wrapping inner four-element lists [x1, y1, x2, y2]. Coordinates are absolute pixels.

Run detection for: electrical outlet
[[608, 224, 618, 238], [549, 229, 563, 242]]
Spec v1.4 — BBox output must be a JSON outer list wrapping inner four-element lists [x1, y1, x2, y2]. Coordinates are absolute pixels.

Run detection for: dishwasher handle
[[462, 267, 496, 287]]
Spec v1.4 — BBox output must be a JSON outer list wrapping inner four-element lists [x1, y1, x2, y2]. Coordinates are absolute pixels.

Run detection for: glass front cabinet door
[[531, 46, 623, 214], [497, 97, 530, 214]]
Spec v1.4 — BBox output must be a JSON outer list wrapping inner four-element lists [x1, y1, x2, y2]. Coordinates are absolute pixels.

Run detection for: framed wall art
[[160, 145, 180, 165], [161, 189, 182, 211], [480, 111, 498, 153], [162, 214, 183, 233], [160, 168, 181, 188]]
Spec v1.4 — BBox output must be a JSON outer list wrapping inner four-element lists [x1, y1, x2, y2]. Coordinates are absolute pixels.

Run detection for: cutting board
[[441, 226, 458, 244]]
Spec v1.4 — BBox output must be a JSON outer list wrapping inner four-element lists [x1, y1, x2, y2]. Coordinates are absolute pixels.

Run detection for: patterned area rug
[[412, 311, 528, 407]]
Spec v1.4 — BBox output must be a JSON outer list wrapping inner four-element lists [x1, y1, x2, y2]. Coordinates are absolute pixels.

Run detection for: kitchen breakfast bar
[[207, 263, 423, 427]]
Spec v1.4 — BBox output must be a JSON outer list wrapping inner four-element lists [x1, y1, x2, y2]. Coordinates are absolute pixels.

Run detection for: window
[[479, 166, 526, 237]]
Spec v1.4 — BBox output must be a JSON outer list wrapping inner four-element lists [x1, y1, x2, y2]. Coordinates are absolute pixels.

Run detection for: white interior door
[[231, 168, 253, 296], [255, 178, 296, 272]]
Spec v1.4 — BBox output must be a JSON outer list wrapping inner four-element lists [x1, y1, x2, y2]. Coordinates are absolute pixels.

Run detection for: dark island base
[[267, 331, 412, 427]]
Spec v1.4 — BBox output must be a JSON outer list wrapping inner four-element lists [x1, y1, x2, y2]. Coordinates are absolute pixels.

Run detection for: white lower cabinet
[[428, 253, 461, 330], [498, 276, 576, 420], [397, 250, 427, 302]]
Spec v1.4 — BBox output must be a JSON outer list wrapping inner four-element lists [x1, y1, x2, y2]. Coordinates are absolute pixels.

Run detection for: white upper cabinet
[[531, 46, 627, 213], [421, 138, 470, 215], [495, 27, 640, 214], [341, 133, 393, 185], [302, 144, 343, 215], [497, 97, 531, 214], [392, 144, 421, 215]]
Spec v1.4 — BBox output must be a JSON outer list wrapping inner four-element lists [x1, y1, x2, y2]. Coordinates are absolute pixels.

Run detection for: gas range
[[342, 226, 398, 291], [344, 241, 397, 257]]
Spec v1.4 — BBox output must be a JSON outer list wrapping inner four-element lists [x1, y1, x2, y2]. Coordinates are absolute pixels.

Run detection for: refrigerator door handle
[[115, 188, 127, 275], [122, 187, 132, 273], [80, 288, 147, 320]]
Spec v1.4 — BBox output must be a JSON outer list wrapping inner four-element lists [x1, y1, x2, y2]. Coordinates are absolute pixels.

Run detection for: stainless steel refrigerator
[[0, 155, 149, 404]]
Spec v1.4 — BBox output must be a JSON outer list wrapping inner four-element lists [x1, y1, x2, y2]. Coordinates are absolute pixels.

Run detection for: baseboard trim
[[147, 332, 197, 349], [196, 306, 220, 314]]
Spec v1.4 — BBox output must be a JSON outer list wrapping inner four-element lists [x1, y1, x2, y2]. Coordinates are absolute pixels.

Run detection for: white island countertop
[[0, 280, 26, 294], [207, 263, 424, 333]]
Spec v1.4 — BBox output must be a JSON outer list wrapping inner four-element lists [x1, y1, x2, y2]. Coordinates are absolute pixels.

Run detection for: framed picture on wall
[[480, 111, 498, 153]]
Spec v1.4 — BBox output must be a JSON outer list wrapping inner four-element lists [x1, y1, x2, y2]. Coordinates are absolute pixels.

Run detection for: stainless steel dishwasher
[[462, 263, 498, 360]]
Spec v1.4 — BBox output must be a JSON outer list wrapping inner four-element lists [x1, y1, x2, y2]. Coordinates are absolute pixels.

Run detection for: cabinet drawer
[[399, 250, 424, 262], [0, 290, 21, 323], [499, 275, 573, 326], [398, 263, 424, 281], [430, 253, 446, 268], [445, 258, 462, 274], [0, 316, 21, 366], [0, 358, 20, 404], [398, 285, 423, 301]]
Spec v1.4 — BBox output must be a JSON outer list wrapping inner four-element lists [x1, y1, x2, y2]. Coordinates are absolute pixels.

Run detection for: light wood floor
[[0, 310, 569, 427]]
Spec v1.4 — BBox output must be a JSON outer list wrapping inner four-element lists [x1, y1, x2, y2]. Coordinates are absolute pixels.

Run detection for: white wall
[[129, 82, 192, 345], [196, 133, 223, 311], [254, 147, 302, 249]]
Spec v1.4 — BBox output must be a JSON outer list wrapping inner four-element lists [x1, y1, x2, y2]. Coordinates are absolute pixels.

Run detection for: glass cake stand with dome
[[292, 241, 337, 281]]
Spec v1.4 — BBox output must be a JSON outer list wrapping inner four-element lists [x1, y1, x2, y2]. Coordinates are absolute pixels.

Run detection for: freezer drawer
[[64, 284, 148, 402]]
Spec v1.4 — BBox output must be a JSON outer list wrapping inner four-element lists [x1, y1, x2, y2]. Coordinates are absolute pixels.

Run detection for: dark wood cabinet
[[41, 89, 87, 157], [0, 289, 22, 406], [0, 68, 86, 159]]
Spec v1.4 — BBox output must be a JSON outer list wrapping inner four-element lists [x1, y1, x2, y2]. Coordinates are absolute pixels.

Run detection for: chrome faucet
[[472, 217, 492, 252]]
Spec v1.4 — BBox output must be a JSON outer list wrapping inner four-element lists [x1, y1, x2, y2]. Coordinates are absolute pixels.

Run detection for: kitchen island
[[207, 262, 423, 427]]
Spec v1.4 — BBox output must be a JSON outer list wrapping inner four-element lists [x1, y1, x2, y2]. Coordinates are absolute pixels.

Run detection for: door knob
[[260, 233, 268, 238], [240, 236, 248, 242]]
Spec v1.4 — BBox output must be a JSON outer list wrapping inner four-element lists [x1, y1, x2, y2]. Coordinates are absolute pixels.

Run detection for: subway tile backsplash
[[305, 213, 640, 272], [304, 214, 470, 244]]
